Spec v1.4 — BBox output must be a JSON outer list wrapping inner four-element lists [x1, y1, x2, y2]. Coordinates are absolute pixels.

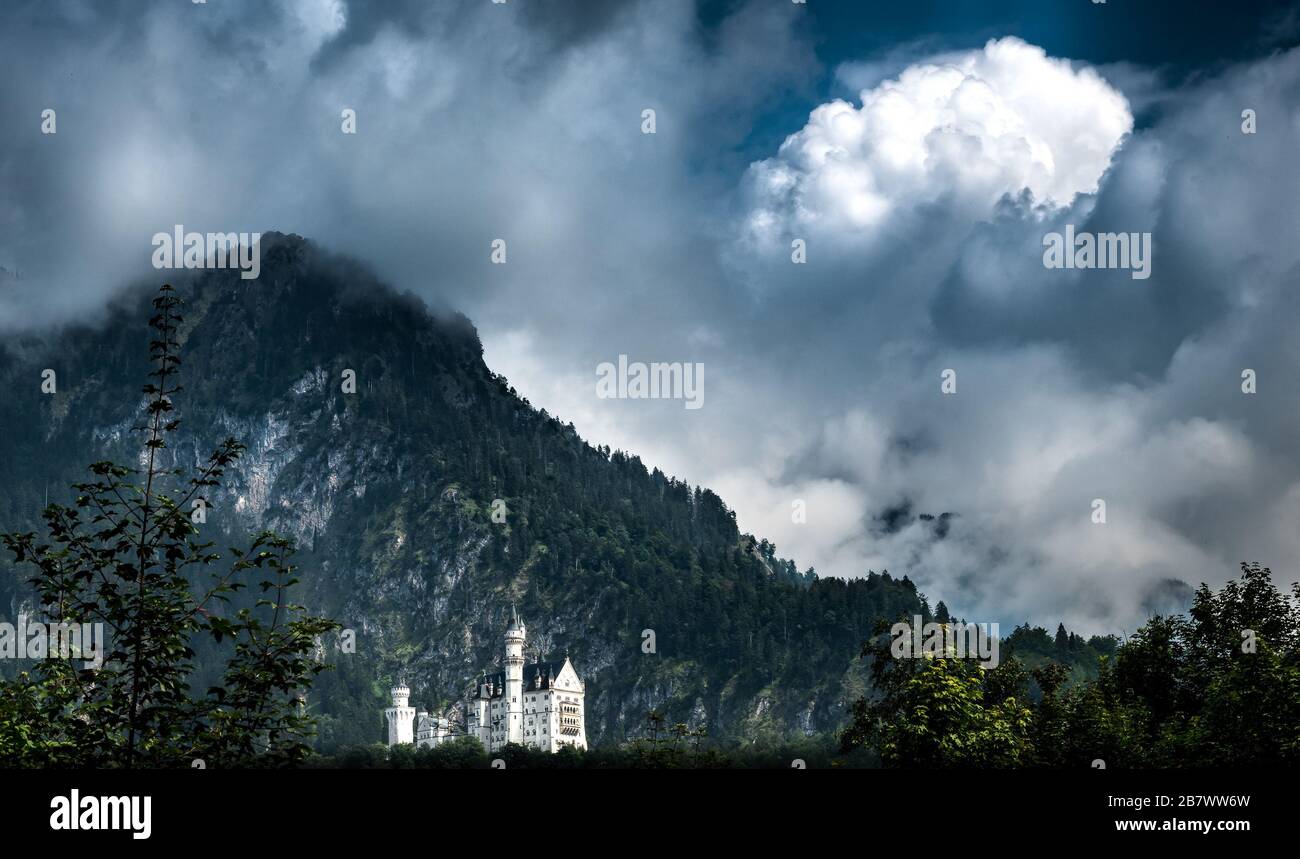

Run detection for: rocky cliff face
[[0, 233, 926, 749]]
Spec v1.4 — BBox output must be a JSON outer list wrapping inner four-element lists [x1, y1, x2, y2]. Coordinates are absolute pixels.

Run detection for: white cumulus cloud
[[743, 37, 1133, 246]]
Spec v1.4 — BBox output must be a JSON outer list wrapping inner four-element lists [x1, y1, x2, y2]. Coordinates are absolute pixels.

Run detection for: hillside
[[0, 233, 930, 748]]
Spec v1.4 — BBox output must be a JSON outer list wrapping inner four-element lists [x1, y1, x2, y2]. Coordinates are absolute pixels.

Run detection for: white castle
[[384, 608, 587, 753]]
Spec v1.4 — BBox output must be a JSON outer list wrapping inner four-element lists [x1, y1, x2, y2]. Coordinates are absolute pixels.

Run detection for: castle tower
[[504, 606, 525, 744], [385, 682, 415, 746]]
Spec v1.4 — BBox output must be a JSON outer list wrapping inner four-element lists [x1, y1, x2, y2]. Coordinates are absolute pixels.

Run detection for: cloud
[[716, 40, 1300, 633], [743, 38, 1133, 249], [2, 2, 1299, 636]]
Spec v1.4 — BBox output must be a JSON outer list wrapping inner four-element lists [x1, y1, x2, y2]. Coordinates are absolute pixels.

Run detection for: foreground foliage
[[0, 285, 338, 768], [840, 562, 1300, 767]]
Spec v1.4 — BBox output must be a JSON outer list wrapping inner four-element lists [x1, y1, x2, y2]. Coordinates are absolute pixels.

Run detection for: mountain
[[0, 233, 929, 749]]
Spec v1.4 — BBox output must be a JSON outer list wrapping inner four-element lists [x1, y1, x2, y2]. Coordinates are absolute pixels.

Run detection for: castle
[[384, 608, 587, 753]]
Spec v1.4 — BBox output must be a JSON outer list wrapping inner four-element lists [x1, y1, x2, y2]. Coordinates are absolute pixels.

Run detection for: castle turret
[[467, 678, 491, 748], [504, 606, 525, 744], [385, 682, 415, 746]]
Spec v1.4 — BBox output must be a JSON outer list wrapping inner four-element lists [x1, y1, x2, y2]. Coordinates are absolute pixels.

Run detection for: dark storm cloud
[[308, 0, 639, 76], [0, 0, 814, 324]]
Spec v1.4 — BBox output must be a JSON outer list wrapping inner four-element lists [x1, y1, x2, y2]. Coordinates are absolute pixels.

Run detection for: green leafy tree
[[843, 564, 1300, 769], [841, 622, 1032, 767], [0, 284, 338, 768], [862, 658, 1031, 767]]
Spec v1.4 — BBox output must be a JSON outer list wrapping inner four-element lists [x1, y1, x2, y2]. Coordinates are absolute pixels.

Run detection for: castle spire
[[506, 603, 525, 638]]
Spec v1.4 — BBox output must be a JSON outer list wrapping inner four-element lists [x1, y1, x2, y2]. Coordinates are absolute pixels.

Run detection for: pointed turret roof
[[506, 603, 525, 635]]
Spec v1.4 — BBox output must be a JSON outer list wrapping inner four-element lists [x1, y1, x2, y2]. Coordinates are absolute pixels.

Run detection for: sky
[[2, 0, 1299, 634]]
